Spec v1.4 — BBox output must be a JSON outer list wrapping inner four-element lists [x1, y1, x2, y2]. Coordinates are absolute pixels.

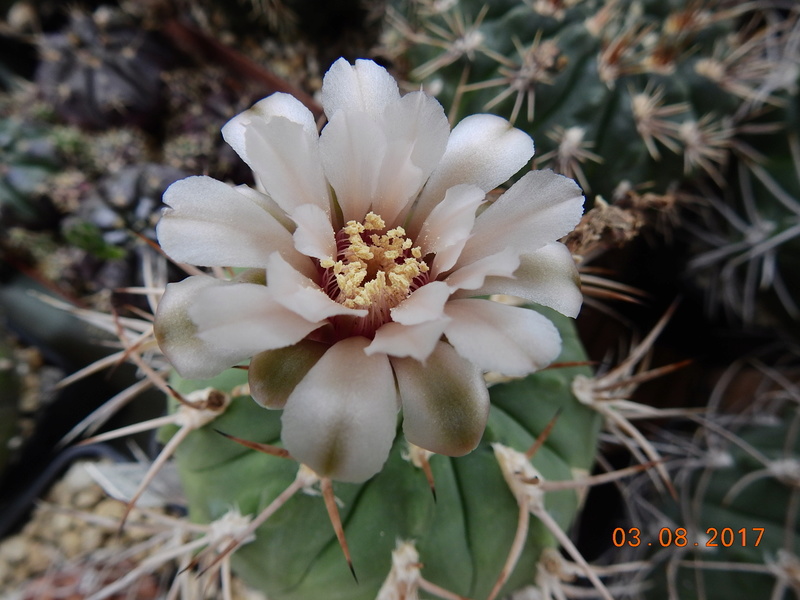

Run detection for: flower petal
[[320, 67, 450, 225], [373, 91, 450, 223], [281, 336, 399, 482], [319, 109, 387, 222], [457, 170, 584, 267], [443, 247, 520, 292], [393, 341, 489, 456], [321, 58, 400, 119], [267, 253, 366, 321], [221, 92, 318, 169], [189, 281, 322, 360], [157, 176, 296, 269], [416, 184, 486, 274], [409, 114, 534, 232], [365, 319, 449, 361], [444, 299, 561, 376], [154, 276, 251, 379], [249, 340, 329, 409], [463, 242, 583, 317], [291, 204, 336, 260], [390, 281, 451, 325], [244, 111, 330, 216]]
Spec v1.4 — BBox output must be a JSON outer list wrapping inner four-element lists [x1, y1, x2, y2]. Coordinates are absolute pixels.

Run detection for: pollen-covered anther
[[321, 211, 430, 330]]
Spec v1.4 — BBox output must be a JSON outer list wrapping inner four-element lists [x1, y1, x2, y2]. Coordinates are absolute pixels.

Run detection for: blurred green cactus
[[0, 117, 60, 229]]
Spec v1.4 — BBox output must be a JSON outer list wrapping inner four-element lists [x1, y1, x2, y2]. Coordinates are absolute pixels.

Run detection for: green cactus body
[[166, 305, 600, 599]]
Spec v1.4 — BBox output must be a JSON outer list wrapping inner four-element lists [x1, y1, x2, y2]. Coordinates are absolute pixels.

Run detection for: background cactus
[[685, 128, 800, 328], [382, 0, 800, 323], [383, 0, 796, 195], [618, 355, 800, 600]]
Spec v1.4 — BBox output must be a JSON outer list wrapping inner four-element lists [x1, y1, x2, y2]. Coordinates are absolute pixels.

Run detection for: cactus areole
[[154, 58, 585, 483]]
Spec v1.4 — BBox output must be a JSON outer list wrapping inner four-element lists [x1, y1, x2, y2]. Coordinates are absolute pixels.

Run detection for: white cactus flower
[[154, 58, 584, 483]]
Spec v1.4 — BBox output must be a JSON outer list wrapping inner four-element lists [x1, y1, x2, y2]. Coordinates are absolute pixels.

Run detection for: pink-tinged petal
[[416, 184, 486, 274], [409, 114, 534, 233], [444, 247, 520, 292], [444, 299, 561, 376], [267, 253, 366, 321], [291, 204, 336, 260], [366, 319, 449, 361], [221, 93, 317, 169], [155, 276, 248, 379], [457, 170, 584, 267], [321, 58, 400, 119], [393, 342, 489, 456], [245, 115, 330, 216], [281, 337, 399, 482], [158, 176, 296, 269], [249, 340, 328, 409], [390, 281, 451, 325], [319, 109, 387, 222], [154, 275, 308, 380], [464, 243, 583, 317], [189, 281, 322, 360]]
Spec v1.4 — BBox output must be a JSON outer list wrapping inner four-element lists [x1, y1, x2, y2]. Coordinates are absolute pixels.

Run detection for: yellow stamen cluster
[[322, 212, 428, 315]]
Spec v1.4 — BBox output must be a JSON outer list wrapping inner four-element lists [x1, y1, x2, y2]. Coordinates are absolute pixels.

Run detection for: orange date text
[[612, 527, 765, 548]]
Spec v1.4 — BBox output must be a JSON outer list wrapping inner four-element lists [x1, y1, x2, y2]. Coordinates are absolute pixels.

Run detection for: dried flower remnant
[[154, 58, 584, 483]]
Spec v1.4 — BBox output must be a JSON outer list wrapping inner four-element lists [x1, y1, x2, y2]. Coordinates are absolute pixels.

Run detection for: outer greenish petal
[[154, 275, 252, 380], [249, 340, 329, 409], [393, 341, 489, 456], [281, 336, 399, 483]]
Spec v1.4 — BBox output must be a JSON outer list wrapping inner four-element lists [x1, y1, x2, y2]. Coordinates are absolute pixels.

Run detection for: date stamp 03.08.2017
[[612, 527, 765, 548]]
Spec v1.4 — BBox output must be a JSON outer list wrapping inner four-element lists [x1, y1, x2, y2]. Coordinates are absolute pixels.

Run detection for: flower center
[[320, 212, 429, 336]]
